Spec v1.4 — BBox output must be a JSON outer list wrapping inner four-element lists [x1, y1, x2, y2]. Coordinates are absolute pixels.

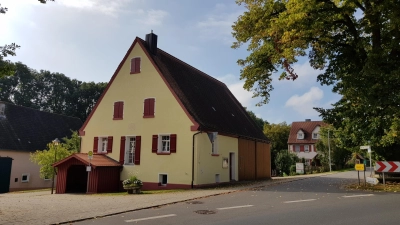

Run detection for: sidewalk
[[0, 173, 332, 225]]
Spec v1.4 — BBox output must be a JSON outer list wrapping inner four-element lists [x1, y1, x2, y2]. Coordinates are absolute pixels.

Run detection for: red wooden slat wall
[[55, 158, 120, 194]]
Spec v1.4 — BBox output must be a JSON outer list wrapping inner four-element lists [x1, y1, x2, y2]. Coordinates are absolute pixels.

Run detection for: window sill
[[211, 154, 219, 157], [143, 115, 155, 118], [156, 152, 171, 155], [130, 71, 140, 74], [113, 118, 123, 120]]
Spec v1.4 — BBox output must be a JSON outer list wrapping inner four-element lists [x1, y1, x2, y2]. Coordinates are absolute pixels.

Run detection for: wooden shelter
[[53, 153, 121, 194]]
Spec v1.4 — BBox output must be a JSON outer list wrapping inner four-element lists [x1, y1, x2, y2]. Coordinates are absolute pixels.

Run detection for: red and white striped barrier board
[[375, 161, 400, 172]]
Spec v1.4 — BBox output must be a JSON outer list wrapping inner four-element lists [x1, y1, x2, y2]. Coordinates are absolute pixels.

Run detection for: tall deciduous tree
[[245, 108, 268, 130], [232, 0, 400, 159], [263, 122, 291, 169], [0, 61, 107, 121], [30, 130, 79, 179]]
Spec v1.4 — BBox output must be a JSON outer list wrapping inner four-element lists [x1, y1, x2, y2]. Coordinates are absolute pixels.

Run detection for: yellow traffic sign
[[88, 151, 93, 157], [355, 164, 365, 171]]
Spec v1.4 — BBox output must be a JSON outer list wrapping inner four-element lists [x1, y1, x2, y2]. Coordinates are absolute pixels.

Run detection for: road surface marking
[[283, 199, 317, 203], [342, 194, 374, 198], [125, 214, 176, 222], [217, 205, 254, 210]]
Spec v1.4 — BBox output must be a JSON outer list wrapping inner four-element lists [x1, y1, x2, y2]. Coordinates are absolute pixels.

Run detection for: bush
[[290, 165, 296, 174]]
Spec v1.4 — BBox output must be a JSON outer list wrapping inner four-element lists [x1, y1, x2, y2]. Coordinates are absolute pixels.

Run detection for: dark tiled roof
[[138, 39, 268, 142], [53, 153, 121, 168], [287, 121, 327, 144], [0, 101, 82, 152]]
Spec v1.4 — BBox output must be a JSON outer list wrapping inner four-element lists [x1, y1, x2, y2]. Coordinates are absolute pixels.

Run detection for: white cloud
[[285, 87, 324, 116], [273, 60, 323, 89], [228, 82, 254, 107], [196, 4, 244, 44], [133, 9, 169, 26], [56, 0, 133, 17]]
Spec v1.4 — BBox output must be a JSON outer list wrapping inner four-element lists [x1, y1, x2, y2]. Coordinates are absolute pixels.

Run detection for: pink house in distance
[[287, 119, 327, 165]]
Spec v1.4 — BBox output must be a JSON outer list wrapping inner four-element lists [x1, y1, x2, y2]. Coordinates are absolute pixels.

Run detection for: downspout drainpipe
[[192, 131, 202, 189]]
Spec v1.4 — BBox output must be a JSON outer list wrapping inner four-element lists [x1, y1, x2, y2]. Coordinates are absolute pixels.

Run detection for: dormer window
[[312, 126, 321, 139], [297, 130, 304, 139]]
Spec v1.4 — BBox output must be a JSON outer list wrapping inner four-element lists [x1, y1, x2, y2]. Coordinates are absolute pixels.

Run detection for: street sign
[[88, 151, 93, 160], [375, 161, 400, 172], [366, 177, 379, 185], [86, 166, 91, 172], [360, 145, 370, 150], [355, 164, 365, 171]]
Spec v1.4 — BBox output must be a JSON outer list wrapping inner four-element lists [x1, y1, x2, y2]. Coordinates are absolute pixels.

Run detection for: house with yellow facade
[[53, 32, 271, 193]]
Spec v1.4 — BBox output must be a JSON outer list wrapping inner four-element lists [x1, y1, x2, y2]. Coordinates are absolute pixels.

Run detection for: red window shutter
[[119, 102, 124, 119], [135, 136, 141, 165], [135, 58, 141, 73], [131, 58, 136, 73], [119, 136, 126, 164], [152, 135, 158, 153], [300, 145, 304, 152], [170, 134, 177, 153], [107, 136, 113, 153], [144, 99, 150, 116], [93, 137, 98, 153], [149, 98, 155, 116], [113, 102, 118, 119]]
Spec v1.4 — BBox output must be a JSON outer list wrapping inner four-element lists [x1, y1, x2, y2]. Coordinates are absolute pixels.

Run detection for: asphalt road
[[76, 171, 400, 225]]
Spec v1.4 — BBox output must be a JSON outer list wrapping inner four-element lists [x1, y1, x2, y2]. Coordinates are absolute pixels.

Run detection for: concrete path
[[0, 173, 340, 225]]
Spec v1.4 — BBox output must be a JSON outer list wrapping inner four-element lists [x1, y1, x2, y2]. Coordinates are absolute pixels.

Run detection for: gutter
[[191, 130, 202, 189]]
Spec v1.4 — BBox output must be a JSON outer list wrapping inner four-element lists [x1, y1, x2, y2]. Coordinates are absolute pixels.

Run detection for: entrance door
[[0, 157, 13, 193], [229, 153, 235, 181]]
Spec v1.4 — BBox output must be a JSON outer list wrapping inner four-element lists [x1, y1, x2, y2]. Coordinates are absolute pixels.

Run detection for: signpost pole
[[364, 168, 366, 186], [358, 171, 360, 185], [86, 151, 93, 193], [368, 147, 372, 177], [383, 172, 385, 186]]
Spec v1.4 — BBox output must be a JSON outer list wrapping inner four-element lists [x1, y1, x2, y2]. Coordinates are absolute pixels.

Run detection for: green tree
[[245, 108, 268, 130], [316, 126, 352, 170], [30, 131, 80, 179], [232, 0, 400, 159], [275, 150, 298, 176], [263, 122, 291, 169]]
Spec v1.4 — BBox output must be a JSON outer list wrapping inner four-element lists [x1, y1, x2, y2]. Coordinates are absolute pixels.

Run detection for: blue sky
[[1, 0, 340, 124]]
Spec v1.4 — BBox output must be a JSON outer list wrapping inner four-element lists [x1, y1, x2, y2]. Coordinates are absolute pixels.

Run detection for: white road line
[[342, 194, 374, 198], [283, 199, 317, 203], [217, 205, 254, 210], [125, 214, 177, 223]]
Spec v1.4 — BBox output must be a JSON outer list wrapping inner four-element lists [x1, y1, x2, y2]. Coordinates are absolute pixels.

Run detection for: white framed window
[[313, 133, 319, 139], [159, 174, 168, 186], [99, 137, 108, 153], [304, 145, 309, 153], [208, 132, 218, 155], [297, 131, 304, 139], [125, 137, 136, 164], [295, 145, 300, 152], [21, 174, 30, 183], [160, 135, 170, 152], [44, 176, 50, 181], [215, 174, 220, 183]]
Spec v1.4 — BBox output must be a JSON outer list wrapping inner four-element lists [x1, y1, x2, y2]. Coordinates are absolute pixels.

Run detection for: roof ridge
[[137, 38, 227, 87], [0, 101, 82, 121]]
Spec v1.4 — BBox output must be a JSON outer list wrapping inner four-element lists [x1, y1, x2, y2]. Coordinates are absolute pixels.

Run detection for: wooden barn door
[[238, 139, 256, 181]]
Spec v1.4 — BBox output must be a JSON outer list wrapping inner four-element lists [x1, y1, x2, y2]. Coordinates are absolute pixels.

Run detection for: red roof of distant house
[[287, 121, 327, 144], [53, 153, 121, 168]]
